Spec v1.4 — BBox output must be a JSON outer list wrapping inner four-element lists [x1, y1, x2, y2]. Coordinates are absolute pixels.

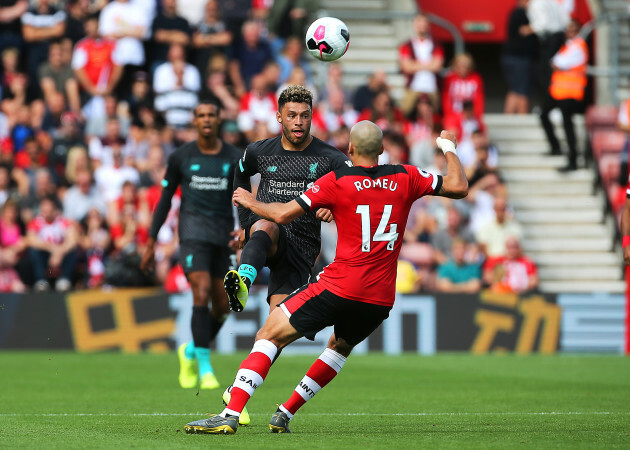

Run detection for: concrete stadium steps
[[485, 113, 623, 294], [311, 0, 414, 101], [538, 266, 623, 281], [528, 251, 620, 266], [321, 0, 388, 10], [511, 195, 604, 210], [508, 183, 595, 196], [521, 237, 612, 252], [499, 169, 594, 183], [523, 222, 615, 238], [499, 155, 567, 168], [515, 210, 605, 224]]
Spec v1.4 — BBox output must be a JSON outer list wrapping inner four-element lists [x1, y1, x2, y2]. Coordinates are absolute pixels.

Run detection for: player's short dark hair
[[278, 85, 313, 111], [194, 97, 222, 116]]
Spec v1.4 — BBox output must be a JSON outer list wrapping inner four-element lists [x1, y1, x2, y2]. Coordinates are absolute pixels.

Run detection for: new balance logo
[[190, 164, 200, 171], [267, 166, 278, 172]]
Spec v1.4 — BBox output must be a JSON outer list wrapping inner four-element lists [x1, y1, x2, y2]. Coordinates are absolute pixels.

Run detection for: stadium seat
[[585, 105, 619, 132], [608, 182, 625, 216], [590, 129, 626, 160], [598, 152, 621, 191]]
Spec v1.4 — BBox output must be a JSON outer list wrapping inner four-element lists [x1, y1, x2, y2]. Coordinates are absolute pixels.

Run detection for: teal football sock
[[184, 341, 195, 359], [195, 347, 213, 376]]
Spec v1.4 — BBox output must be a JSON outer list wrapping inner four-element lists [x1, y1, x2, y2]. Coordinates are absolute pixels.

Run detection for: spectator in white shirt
[[153, 44, 201, 94], [94, 142, 140, 203], [98, 0, 148, 67], [62, 168, 107, 221]]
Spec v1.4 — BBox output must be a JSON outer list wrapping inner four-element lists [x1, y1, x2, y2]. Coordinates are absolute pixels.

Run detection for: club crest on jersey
[[267, 166, 278, 172], [308, 162, 319, 178], [222, 163, 231, 176], [190, 164, 200, 171]]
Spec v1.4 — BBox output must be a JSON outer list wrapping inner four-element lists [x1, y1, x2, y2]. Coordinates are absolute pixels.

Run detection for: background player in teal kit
[[141, 98, 243, 392]]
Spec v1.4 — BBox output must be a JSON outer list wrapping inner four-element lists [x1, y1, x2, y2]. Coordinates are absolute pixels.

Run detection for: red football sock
[[224, 339, 277, 415], [281, 348, 346, 417]]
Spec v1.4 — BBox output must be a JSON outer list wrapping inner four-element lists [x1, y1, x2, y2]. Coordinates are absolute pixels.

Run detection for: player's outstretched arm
[[621, 197, 630, 265], [435, 130, 469, 199], [233, 187, 305, 225]]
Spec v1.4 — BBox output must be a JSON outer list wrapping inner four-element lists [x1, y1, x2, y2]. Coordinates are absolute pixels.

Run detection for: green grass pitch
[[1, 351, 628, 448]]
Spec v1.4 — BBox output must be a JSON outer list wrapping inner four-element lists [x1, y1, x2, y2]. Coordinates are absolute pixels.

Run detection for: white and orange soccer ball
[[305, 17, 350, 62]]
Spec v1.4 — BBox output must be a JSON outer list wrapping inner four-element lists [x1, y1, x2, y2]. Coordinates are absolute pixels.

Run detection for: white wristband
[[436, 137, 457, 155]]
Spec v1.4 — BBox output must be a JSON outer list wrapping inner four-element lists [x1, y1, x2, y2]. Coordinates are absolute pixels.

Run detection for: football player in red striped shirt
[[184, 122, 468, 435]]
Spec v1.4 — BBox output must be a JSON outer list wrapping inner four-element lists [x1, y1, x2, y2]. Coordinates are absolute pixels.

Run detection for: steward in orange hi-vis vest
[[549, 36, 588, 101], [539, 19, 587, 172]]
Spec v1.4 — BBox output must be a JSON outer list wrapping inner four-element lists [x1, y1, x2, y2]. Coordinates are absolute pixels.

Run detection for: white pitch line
[[0, 412, 627, 417]]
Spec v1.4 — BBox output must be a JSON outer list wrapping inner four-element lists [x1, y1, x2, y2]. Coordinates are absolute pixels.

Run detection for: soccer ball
[[305, 17, 350, 62]]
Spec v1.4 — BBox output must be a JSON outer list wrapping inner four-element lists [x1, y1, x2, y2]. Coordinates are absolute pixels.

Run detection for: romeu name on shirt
[[296, 164, 442, 307], [234, 135, 350, 265]]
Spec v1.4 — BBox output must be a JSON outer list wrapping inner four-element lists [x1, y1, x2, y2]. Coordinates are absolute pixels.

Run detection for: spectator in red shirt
[[442, 53, 485, 130], [27, 194, 78, 292], [482, 236, 538, 294], [237, 72, 280, 142], [398, 13, 444, 115], [71, 14, 123, 104]]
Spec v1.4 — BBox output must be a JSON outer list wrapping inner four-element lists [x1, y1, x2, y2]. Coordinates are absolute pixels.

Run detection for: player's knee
[[191, 281, 211, 306], [254, 328, 282, 348], [252, 220, 280, 241]]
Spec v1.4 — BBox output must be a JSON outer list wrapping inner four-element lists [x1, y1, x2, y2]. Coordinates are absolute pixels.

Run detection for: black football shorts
[[179, 240, 232, 277], [279, 282, 391, 347]]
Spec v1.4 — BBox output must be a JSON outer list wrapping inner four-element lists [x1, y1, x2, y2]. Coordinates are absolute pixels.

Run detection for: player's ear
[[379, 144, 384, 155], [276, 111, 281, 123]]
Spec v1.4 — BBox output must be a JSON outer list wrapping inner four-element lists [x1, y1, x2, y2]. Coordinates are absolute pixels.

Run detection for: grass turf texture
[[1, 352, 628, 448]]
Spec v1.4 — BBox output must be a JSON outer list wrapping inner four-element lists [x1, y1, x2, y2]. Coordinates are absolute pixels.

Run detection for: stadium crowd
[[0, 0, 537, 295]]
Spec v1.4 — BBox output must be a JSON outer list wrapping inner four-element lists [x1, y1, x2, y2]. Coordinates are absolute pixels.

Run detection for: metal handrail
[[579, 11, 630, 104], [426, 13, 465, 55]]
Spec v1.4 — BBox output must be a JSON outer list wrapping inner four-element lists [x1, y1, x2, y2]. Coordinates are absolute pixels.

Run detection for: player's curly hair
[[277, 85, 313, 111]]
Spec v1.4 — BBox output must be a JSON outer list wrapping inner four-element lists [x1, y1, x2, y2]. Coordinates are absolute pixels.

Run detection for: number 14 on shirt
[[356, 204, 399, 252]]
